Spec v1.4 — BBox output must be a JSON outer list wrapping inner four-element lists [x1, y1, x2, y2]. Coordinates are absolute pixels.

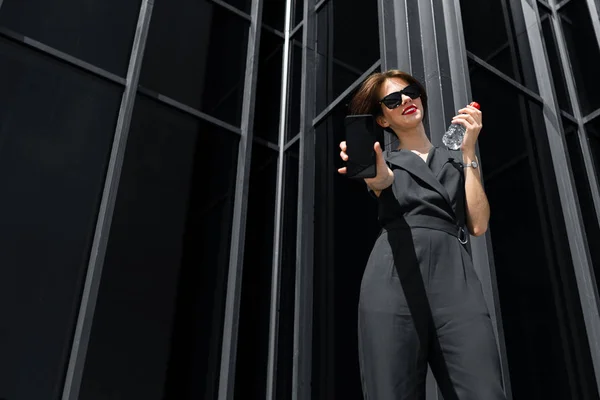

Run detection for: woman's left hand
[[451, 104, 483, 152]]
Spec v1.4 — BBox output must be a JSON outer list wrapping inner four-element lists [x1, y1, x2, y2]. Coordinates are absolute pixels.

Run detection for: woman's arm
[[462, 149, 490, 236], [452, 104, 489, 236]]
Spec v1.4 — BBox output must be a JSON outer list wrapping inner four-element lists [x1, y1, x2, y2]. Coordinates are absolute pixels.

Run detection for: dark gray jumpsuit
[[358, 147, 506, 400]]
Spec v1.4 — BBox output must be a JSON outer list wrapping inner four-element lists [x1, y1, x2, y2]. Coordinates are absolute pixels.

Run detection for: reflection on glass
[[559, 1, 600, 116], [235, 143, 278, 399], [316, 0, 379, 113], [139, 0, 249, 126], [539, 8, 573, 114], [255, 30, 284, 143], [0, 0, 142, 76]]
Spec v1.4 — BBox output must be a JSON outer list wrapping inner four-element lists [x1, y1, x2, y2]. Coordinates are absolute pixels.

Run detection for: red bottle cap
[[469, 101, 481, 110]]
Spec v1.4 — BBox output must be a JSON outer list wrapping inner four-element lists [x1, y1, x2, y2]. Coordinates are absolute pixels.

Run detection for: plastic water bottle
[[442, 102, 481, 150]]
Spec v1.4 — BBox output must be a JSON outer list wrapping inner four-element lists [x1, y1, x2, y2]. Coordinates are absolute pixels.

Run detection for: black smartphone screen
[[344, 114, 380, 179]]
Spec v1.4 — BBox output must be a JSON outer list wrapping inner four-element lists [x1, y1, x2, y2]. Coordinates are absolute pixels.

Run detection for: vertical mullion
[[266, 0, 294, 398], [521, 1, 600, 395], [551, 0, 600, 230], [60, 1, 154, 399], [443, 1, 513, 398], [585, 0, 600, 51], [218, 0, 263, 398], [551, 0, 600, 245], [292, 0, 317, 398]]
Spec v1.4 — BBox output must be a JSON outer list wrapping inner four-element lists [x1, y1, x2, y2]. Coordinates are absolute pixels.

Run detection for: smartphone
[[344, 114, 381, 179]]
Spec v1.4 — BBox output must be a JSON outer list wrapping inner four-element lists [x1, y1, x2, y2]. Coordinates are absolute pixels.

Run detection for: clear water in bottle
[[442, 101, 480, 150], [442, 123, 466, 150]]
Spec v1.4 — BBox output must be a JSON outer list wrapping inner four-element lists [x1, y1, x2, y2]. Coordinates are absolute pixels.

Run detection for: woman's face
[[376, 78, 424, 133]]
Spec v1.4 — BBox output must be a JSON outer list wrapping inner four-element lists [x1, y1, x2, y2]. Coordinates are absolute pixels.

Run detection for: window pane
[[472, 66, 598, 398], [221, 0, 252, 13], [0, 0, 141, 76], [277, 144, 300, 400], [255, 30, 284, 143], [313, 102, 381, 399], [80, 95, 239, 400], [460, 0, 532, 88], [139, 0, 249, 126], [316, 0, 379, 113], [559, 0, 600, 116], [235, 143, 278, 399], [263, 0, 286, 31], [564, 119, 600, 290], [540, 9, 573, 114], [0, 37, 120, 400]]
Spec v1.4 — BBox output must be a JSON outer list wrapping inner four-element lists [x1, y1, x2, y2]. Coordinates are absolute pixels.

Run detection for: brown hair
[[348, 70, 428, 117]]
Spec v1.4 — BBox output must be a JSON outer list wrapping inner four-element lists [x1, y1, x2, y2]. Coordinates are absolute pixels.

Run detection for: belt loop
[[458, 226, 468, 244]]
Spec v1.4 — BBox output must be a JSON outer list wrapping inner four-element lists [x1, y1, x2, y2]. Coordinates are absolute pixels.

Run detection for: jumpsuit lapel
[[384, 149, 455, 217]]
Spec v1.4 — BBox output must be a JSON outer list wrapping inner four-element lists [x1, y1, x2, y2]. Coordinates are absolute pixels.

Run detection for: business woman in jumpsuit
[[338, 70, 507, 400]]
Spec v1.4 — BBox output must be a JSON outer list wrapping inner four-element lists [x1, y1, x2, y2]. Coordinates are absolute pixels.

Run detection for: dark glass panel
[[140, 0, 249, 126], [255, 30, 284, 143], [540, 8, 573, 114], [0, 0, 141, 76], [564, 119, 600, 289], [263, 0, 286, 31], [0, 37, 120, 400], [234, 143, 278, 399], [221, 0, 252, 13], [287, 28, 303, 141], [559, 0, 600, 116], [316, 0, 379, 112], [80, 95, 239, 400], [459, 0, 529, 87], [276, 143, 300, 400], [294, 0, 304, 28], [312, 102, 380, 400], [472, 66, 598, 398]]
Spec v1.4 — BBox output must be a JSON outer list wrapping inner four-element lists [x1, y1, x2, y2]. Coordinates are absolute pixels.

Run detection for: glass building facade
[[1, 0, 600, 399]]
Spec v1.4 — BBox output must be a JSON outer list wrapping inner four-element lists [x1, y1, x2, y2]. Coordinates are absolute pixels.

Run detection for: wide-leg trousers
[[358, 227, 506, 400]]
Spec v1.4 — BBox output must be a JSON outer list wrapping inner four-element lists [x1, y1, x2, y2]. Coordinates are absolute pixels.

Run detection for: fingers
[[457, 105, 482, 123], [339, 141, 347, 152], [338, 166, 347, 174], [340, 150, 348, 161], [452, 113, 476, 125]]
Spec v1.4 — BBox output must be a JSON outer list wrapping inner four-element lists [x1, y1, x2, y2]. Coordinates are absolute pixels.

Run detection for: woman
[[338, 70, 506, 400]]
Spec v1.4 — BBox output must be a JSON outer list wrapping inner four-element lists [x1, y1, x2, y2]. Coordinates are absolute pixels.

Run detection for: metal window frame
[[60, 1, 154, 399], [292, 0, 317, 398], [550, 0, 600, 248], [520, 0, 600, 396], [217, 0, 264, 398], [266, 0, 294, 397], [443, 1, 514, 397]]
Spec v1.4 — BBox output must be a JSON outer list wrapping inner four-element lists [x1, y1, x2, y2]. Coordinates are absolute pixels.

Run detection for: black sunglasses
[[379, 83, 421, 109]]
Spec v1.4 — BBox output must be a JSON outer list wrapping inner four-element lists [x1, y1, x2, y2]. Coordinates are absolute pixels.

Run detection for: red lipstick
[[402, 105, 417, 115]]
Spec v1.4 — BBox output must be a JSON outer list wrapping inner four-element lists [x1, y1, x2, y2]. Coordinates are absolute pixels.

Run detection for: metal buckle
[[458, 226, 468, 244]]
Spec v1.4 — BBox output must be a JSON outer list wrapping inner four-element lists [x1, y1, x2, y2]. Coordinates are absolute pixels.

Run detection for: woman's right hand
[[338, 141, 395, 192]]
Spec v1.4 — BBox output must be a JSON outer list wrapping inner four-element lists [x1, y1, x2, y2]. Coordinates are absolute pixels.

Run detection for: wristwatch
[[463, 160, 479, 169]]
